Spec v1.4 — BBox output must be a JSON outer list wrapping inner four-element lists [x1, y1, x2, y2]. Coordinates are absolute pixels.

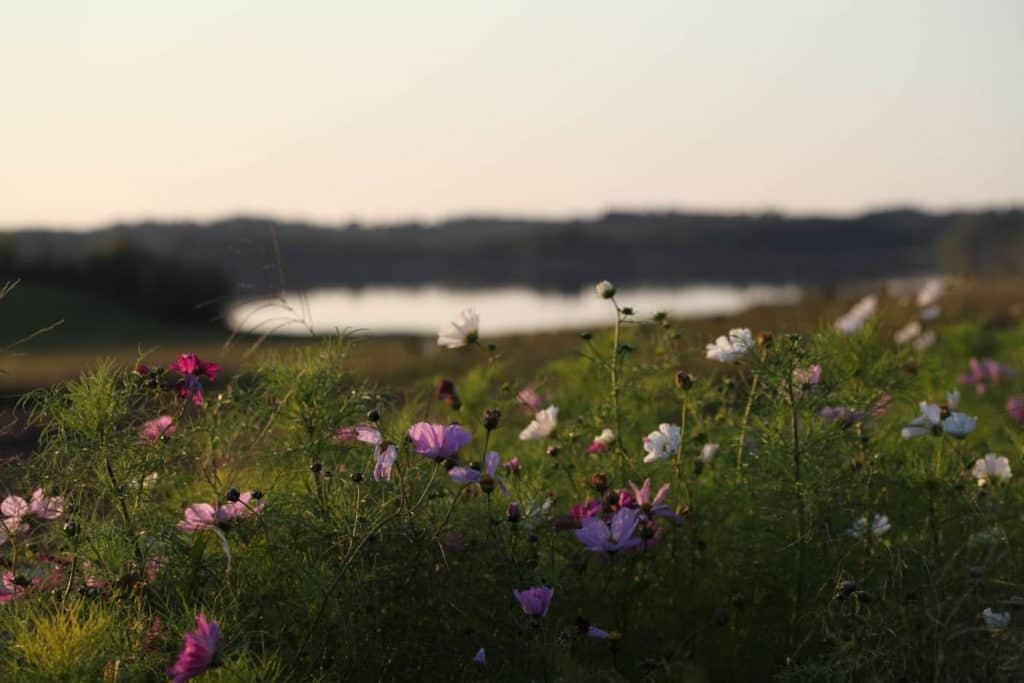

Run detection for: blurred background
[[0, 0, 1022, 391]]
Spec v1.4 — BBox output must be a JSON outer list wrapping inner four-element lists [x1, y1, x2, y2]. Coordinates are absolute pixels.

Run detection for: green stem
[[735, 371, 759, 475]]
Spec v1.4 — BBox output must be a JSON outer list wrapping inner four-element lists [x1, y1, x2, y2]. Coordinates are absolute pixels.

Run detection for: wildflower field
[[2, 278, 1024, 681]]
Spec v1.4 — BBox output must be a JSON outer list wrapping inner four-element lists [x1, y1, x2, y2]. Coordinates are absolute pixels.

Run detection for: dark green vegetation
[[1, 279, 1023, 680], [4, 209, 1023, 292]]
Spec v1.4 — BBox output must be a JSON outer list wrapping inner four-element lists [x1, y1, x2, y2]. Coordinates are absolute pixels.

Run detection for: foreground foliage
[[2, 282, 1024, 681]]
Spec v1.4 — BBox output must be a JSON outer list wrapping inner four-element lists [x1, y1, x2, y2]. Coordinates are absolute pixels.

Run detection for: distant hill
[[3, 209, 1022, 295]]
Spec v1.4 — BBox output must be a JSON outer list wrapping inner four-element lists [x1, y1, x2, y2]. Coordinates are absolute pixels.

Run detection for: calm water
[[227, 284, 803, 337]]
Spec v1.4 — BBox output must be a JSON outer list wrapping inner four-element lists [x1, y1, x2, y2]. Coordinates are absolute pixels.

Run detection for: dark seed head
[[675, 371, 695, 390], [350, 472, 364, 483], [225, 488, 241, 503], [483, 409, 501, 431], [310, 463, 323, 474], [367, 408, 381, 422]]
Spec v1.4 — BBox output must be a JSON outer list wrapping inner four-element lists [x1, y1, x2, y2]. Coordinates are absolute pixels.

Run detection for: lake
[[227, 284, 804, 337]]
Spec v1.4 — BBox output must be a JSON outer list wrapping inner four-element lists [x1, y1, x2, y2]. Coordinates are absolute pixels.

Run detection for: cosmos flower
[[981, 608, 1011, 632], [791, 364, 821, 399], [971, 453, 1011, 487], [959, 358, 1016, 395], [697, 443, 719, 465], [820, 406, 866, 427], [1007, 396, 1024, 424], [374, 444, 398, 482], [942, 412, 977, 439], [177, 492, 264, 532], [916, 278, 943, 308], [448, 451, 509, 496], [894, 321, 922, 345], [473, 648, 486, 665], [705, 328, 754, 363], [519, 405, 559, 441], [901, 392, 959, 438], [586, 428, 616, 454], [407, 423, 472, 460], [516, 388, 543, 412], [834, 295, 877, 334], [334, 426, 382, 444], [168, 614, 221, 683], [140, 415, 176, 444], [513, 586, 554, 617], [848, 514, 891, 539], [575, 507, 643, 553], [642, 423, 680, 463], [437, 308, 480, 349], [628, 479, 682, 521], [169, 354, 221, 405]]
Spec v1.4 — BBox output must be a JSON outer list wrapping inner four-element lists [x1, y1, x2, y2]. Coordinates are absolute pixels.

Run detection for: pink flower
[[513, 586, 554, 617], [503, 457, 521, 474], [168, 614, 221, 683], [177, 492, 264, 532], [517, 388, 543, 412], [0, 571, 35, 603], [628, 479, 682, 522], [140, 415, 176, 444], [28, 489, 63, 520], [334, 426, 382, 444], [407, 422, 472, 461], [374, 444, 398, 482], [1008, 396, 1024, 424], [791, 364, 822, 399]]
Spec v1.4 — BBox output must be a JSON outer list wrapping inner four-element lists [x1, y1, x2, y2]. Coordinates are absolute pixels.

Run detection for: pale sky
[[2, 1, 1022, 229]]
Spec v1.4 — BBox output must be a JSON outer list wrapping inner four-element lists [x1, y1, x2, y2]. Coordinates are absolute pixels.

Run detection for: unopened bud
[[595, 280, 616, 299], [590, 473, 609, 492], [506, 501, 521, 523], [483, 409, 501, 431], [674, 371, 694, 390], [225, 488, 240, 502]]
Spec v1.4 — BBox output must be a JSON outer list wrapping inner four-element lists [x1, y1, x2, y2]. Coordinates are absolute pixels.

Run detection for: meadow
[[1, 277, 1023, 681]]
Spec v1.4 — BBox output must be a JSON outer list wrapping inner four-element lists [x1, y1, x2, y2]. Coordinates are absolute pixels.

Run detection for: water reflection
[[228, 284, 803, 337]]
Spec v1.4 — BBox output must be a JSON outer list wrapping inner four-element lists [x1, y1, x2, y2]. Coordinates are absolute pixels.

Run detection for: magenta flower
[[575, 507, 643, 554], [140, 415, 176, 444], [1008, 396, 1024, 424], [960, 357, 1016, 395], [0, 571, 37, 603], [177, 492, 264, 532], [168, 614, 221, 683], [629, 479, 682, 522], [407, 422, 472, 460], [169, 354, 221, 405], [503, 457, 521, 474], [448, 451, 509, 496], [513, 586, 554, 617]]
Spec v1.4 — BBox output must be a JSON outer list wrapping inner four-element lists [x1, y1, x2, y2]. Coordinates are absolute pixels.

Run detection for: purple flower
[[140, 415, 176, 444], [819, 406, 866, 427], [517, 388, 543, 412], [407, 422, 472, 460], [960, 357, 1015, 395], [473, 648, 486, 665], [628, 479, 682, 522], [503, 457, 521, 474], [448, 451, 509, 496], [168, 614, 220, 683], [334, 426, 382, 444], [575, 507, 643, 554], [513, 586, 554, 617]]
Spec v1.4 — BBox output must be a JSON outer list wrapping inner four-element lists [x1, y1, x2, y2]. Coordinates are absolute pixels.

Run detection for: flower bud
[[224, 488, 241, 503], [674, 371, 694, 390], [653, 311, 668, 323], [590, 473, 609, 492], [506, 501, 521, 523], [63, 521, 79, 538], [436, 379, 461, 410], [546, 445, 560, 458], [251, 489, 264, 499], [756, 331, 774, 347], [310, 463, 323, 474], [479, 474, 496, 495], [366, 408, 381, 422], [350, 472, 364, 483], [579, 332, 593, 341], [482, 409, 501, 431], [621, 306, 634, 316], [595, 280, 616, 299]]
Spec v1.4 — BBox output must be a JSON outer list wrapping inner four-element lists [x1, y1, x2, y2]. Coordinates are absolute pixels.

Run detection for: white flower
[[697, 443, 719, 464], [595, 280, 616, 299], [705, 328, 754, 363], [437, 308, 480, 349], [848, 513, 891, 539], [894, 321, 922, 345], [972, 453, 1011, 486], [519, 405, 558, 441], [943, 412, 977, 439], [981, 607, 1011, 631], [913, 330, 937, 351], [834, 295, 877, 334], [595, 428, 615, 445], [919, 305, 941, 322], [642, 423, 681, 463], [916, 278, 943, 308]]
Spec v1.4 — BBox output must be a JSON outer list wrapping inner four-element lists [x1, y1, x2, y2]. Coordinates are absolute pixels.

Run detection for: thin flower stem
[[610, 299, 626, 481], [786, 366, 806, 650], [735, 370, 759, 475]]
